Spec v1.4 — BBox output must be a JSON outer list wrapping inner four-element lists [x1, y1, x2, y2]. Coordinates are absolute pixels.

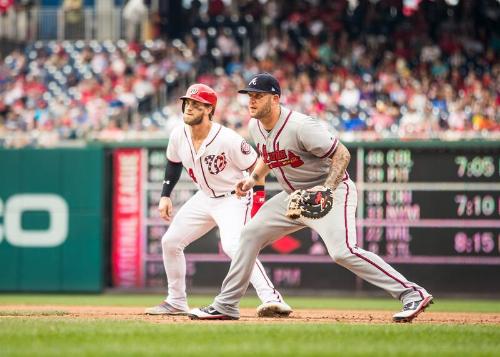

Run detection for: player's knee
[[161, 234, 184, 255], [239, 224, 269, 254], [326, 235, 353, 263], [240, 221, 261, 241], [220, 241, 237, 259], [330, 249, 351, 264]]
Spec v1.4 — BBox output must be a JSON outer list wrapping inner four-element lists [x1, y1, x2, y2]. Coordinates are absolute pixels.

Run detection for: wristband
[[251, 185, 266, 217]]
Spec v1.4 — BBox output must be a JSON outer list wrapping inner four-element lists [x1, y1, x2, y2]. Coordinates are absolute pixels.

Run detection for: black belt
[[211, 190, 236, 198]]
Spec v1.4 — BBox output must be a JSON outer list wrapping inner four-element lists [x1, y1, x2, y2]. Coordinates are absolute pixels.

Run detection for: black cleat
[[188, 306, 239, 320], [393, 295, 434, 323]]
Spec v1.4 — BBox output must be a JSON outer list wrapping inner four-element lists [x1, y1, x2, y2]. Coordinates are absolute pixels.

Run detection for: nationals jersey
[[249, 106, 346, 193], [167, 122, 258, 198]]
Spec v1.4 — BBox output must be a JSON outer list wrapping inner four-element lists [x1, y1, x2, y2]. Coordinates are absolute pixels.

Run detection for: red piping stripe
[[243, 155, 258, 172], [206, 124, 222, 147], [200, 158, 216, 197], [272, 110, 293, 150], [255, 260, 282, 302], [183, 128, 195, 165], [257, 121, 267, 140], [243, 197, 250, 225], [277, 166, 295, 191], [319, 139, 339, 158], [273, 110, 295, 191], [342, 181, 424, 300]]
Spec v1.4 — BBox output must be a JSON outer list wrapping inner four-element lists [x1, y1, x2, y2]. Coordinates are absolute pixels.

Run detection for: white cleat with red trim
[[393, 295, 434, 323]]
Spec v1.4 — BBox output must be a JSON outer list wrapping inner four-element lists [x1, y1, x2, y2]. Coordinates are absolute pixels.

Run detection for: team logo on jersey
[[259, 143, 304, 169], [204, 153, 227, 175], [240, 140, 251, 155]]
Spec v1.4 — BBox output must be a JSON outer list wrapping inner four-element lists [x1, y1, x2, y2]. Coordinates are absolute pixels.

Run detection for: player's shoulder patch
[[240, 139, 251, 155]]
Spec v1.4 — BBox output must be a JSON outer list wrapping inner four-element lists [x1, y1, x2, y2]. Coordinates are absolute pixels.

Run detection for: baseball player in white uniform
[[145, 83, 291, 317], [189, 74, 433, 322]]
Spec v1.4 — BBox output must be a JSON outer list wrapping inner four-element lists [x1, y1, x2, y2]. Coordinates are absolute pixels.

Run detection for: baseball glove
[[286, 186, 334, 220]]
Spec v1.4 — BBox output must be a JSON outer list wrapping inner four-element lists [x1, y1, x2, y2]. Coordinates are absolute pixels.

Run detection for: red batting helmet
[[180, 83, 217, 111]]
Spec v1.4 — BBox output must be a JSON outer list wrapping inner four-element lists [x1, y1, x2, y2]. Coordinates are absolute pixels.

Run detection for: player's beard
[[183, 112, 204, 126], [252, 97, 272, 119]]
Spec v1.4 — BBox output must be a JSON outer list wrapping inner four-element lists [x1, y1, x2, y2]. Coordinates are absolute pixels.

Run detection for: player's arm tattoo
[[324, 143, 350, 191], [250, 158, 271, 184]]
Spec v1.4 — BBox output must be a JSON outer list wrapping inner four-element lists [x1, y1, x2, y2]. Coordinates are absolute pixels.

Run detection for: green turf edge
[[0, 294, 500, 313]]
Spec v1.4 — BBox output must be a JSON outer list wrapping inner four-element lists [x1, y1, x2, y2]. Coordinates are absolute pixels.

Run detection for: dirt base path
[[1, 305, 499, 324]]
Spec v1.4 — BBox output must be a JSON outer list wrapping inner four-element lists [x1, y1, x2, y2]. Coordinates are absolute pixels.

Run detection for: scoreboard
[[131, 141, 500, 294], [359, 147, 500, 266]]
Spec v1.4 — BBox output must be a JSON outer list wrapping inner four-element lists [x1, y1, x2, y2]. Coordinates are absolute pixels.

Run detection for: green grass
[[0, 319, 499, 356], [1, 293, 500, 313], [1, 294, 499, 356], [0, 310, 68, 317]]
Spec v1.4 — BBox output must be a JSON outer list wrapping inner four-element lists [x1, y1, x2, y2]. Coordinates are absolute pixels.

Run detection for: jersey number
[[188, 168, 198, 183]]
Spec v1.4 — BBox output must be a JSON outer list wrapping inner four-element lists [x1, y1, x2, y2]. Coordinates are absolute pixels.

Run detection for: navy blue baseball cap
[[238, 73, 281, 96]]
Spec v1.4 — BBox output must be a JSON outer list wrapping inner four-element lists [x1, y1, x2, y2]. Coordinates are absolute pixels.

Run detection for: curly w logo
[[204, 153, 227, 175]]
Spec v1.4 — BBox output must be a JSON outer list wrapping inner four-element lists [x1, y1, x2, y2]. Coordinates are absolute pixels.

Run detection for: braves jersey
[[249, 106, 345, 193], [167, 122, 257, 198]]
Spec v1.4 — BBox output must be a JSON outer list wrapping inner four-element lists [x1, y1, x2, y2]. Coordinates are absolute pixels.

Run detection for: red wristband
[[251, 187, 266, 217]]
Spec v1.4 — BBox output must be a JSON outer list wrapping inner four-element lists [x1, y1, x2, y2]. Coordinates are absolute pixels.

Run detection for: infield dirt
[[1, 305, 499, 324]]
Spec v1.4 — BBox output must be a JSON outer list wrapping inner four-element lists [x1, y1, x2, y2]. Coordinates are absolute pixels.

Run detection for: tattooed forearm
[[324, 143, 351, 190], [250, 157, 271, 184]]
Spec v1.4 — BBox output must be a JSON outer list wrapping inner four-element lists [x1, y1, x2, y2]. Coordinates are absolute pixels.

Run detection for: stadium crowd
[[0, 0, 498, 147]]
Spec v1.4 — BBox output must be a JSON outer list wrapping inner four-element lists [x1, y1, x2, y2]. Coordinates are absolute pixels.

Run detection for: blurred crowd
[[0, 39, 190, 147], [0, 0, 499, 147]]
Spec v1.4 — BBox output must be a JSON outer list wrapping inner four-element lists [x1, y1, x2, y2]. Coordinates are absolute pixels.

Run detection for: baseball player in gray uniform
[[189, 73, 433, 323]]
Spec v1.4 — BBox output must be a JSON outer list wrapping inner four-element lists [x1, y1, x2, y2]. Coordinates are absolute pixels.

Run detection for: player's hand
[[158, 196, 173, 221], [235, 177, 255, 198]]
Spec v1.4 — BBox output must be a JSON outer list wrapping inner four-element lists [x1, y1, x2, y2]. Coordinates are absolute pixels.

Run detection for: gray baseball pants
[[212, 179, 429, 318]]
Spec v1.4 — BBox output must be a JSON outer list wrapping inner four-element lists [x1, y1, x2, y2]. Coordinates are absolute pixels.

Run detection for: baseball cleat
[[144, 301, 189, 315], [188, 306, 239, 320], [257, 301, 293, 317], [393, 295, 434, 323]]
